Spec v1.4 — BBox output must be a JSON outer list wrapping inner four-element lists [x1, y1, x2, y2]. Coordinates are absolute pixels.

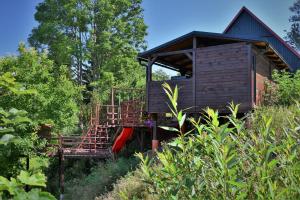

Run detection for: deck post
[[140, 129, 145, 152], [146, 57, 157, 112], [192, 37, 197, 112], [111, 87, 115, 125], [25, 156, 30, 192], [59, 149, 65, 200], [151, 114, 158, 151]]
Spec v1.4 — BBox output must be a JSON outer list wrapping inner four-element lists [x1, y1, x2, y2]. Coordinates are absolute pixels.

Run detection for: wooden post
[[140, 129, 144, 152], [151, 114, 158, 151], [146, 57, 157, 112], [59, 149, 65, 200], [111, 87, 115, 125], [25, 156, 30, 192], [192, 37, 197, 112]]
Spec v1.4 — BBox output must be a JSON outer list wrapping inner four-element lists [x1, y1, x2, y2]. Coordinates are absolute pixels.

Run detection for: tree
[[286, 0, 300, 50], [152, 69, 170, 81], [0, 72, 46, 178], [29, 0, 147, 102], [0, 44, 82, 133]]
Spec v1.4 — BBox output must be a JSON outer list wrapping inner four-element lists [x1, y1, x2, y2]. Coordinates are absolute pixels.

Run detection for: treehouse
[[52, 6, 300, 159], [138, 7, 300, 115]]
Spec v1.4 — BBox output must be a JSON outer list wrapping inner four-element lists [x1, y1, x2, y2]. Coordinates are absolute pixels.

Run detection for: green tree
[[286, 0, 300, 50], [0, 44, 82, 133], [152, 69, 170, 81], [0, 72, 46, 177], [29, 0, 147, 102]]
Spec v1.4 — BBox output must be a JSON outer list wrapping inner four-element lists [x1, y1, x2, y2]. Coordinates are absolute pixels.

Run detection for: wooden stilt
[[59, 149, 64, 200], [151, 114, 158, 151], [140, 130, 144, 152], [25, 156, 29, 192]]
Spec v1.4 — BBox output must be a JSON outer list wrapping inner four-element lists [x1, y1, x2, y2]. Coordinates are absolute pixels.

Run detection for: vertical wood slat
[[192, 37, 197, 112], [248, 44, 254, 107], [146, 57, 157, 112]]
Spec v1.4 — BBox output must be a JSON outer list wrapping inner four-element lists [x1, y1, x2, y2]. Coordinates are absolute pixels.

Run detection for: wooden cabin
[[138, 7, 300, 115]]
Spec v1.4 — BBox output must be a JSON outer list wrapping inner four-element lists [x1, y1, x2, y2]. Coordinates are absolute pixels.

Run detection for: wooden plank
[[193, 37, 196, 112], [153, 49, 193, 57]]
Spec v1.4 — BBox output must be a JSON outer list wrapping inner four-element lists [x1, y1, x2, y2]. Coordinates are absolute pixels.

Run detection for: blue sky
[[0, 0, 295, 56]]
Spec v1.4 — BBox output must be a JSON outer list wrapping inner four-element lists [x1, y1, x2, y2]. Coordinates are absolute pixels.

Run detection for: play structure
[[52, 87, 147, 159]]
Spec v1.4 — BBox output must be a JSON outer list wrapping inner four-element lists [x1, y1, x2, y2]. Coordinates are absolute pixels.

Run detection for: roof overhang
[[138, 31, 289, 70]]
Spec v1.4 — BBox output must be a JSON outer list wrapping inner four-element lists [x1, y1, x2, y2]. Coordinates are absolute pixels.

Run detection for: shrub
[[96, 170, 156, 200], [0, 171, 55, 200], [63, 157, 139, 200], [136, 83, 300, 199], [264, 70, 300, 105]]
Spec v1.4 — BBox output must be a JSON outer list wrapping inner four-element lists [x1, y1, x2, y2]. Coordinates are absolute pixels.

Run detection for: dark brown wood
[[185, 52, 193, 60], [153, 49, 193, 57], [25, 156, 30, 192], [59, 149, 64, 200], [195, 42, 252, 113], [192, 37, 197, 111], [146, 41, 281, 114], [148, 79, 193, 113]]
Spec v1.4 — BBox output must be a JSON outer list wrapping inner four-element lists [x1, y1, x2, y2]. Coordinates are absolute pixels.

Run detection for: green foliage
[[136, 83, 300, 199], [264, 70, 300, 106], [29, 0, 147, 102], [152, 69, 170, 81], [0, 170, 55, 200], [64, 157, 139, 200], [96, 170, 156, 200], [0, 44, 82, 132], [0, 72, 47, 177]]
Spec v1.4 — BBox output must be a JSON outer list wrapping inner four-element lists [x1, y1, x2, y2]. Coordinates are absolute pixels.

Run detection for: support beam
[[184, 52, 193, 60], [153, 49, 193, 57]]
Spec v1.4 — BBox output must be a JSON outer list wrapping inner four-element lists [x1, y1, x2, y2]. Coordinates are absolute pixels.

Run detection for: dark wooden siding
[[148, 79, 193, 113], [252, 47, 275, 105], [195, 42, 252, 112], [224, 11, 300, 71]]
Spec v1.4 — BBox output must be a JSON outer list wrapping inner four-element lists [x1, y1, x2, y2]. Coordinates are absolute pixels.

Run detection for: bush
[[136, 83, 300, 199], [96, 170, 156, 200], [264, 70, 300, 105], [63, 157, 139, 200]]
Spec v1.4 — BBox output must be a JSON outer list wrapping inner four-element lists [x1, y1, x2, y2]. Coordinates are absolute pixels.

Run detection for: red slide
[[112, 127, 134, 153]]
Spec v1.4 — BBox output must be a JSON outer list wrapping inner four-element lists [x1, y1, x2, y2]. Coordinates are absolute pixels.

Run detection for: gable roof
[[224, 6, 300, 61]]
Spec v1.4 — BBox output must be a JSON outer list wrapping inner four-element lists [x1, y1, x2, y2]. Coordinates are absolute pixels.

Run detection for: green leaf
[[0, 134, 15, 145], [179, 114, 186, 128], [17, 171, 46, 187], [159, 126, 179, 132], [0, 127, 14, 134]]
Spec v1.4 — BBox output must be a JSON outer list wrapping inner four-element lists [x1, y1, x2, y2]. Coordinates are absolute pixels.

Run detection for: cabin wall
[[148, 79, 193, 113], [195, 42, 252, 112], [252, 47, 275, 105]]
